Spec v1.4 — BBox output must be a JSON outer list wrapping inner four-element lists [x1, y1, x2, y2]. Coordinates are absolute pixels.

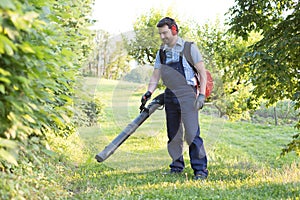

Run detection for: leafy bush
[[73, 98, 105, 127], [0, 0, 94, 169], [0, 0, 95, 198]]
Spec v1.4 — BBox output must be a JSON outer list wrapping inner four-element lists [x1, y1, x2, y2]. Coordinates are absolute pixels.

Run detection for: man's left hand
[[194, 94, 205, 110]]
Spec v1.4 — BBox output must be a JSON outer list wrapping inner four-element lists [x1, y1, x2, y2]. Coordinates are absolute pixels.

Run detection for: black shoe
[[161, 168, 183, 175], [170, 168, 183, 174], [194, 171, 208, 180]]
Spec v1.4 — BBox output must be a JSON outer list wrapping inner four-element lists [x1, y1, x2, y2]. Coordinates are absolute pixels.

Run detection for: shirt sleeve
[[154, 51, 161, 69], [190, 43, 203, 64]]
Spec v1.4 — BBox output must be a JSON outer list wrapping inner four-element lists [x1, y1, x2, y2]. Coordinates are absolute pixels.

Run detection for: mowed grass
[[68, 78, 299, 199]]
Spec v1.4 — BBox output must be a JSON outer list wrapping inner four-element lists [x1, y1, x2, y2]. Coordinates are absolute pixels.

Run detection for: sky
[[92, 0, 235, 34]]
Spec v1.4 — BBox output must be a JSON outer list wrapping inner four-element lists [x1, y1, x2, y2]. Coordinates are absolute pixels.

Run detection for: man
[[141, 17, 208, 180]]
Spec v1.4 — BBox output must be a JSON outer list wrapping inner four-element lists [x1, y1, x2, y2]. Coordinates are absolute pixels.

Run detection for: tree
[[124, 8, 191, 65], [124, 8, 165, 65], [86, 29, 110, 77], [86, 30, 132, 79], [227, 0, 300, 155], [104, 39, 131, 80]]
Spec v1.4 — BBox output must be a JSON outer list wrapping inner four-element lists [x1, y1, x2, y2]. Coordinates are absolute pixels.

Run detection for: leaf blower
[[95, 93, 164, 162]]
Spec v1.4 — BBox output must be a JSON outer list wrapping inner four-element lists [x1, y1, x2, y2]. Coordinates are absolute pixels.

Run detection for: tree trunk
[[274, 106, 278, 126]]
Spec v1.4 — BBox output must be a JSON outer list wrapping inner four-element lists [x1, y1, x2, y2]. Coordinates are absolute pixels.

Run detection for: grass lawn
[[67, 78, 299, 199]]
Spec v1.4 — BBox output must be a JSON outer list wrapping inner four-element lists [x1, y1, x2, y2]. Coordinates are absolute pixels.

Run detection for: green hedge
[[0, 0, 94, 169]]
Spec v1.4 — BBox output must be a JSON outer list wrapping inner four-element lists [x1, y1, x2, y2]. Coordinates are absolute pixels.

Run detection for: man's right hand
[[141, 91, 152, 104]]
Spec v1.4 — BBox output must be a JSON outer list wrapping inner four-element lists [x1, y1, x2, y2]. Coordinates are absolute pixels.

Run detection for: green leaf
[[0, 35, 16, 55], [0, 68, 11, 76], [23, 114, 36, 124], [0, 149, 18, 166], [4, 26, 20, 40], [0, 138, 18, 149], [0, 39, 4, 54], [0, 77, 11, 84], [61, 48, 75, 57], [0, 139, 18, 166], [4, 42, 14, 55], [15, 76, 28, 84], [0, 84, 5, 94], [19, 42, 35, 53], [0, 0, 16, 10], [8, 11, 38, 31], [10, 101, 24, 112], [59, 94, 73, 103]]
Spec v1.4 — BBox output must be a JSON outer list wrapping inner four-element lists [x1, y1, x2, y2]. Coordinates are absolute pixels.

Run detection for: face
[[158, 25, 175, 46]]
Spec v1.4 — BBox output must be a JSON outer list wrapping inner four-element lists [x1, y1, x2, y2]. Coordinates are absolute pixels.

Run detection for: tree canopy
[[227, 0, 299, 155]]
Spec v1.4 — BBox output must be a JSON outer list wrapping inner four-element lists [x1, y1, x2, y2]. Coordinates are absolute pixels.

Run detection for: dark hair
[[157, 17, 178, 33]]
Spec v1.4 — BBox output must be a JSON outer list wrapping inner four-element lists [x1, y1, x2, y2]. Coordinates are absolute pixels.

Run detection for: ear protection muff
[[171, 24, 177, 35]]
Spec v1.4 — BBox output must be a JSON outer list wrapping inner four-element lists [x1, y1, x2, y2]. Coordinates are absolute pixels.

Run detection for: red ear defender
[[171, 25, 177, 35]]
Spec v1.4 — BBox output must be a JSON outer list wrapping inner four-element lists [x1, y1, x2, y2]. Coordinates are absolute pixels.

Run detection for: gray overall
[[160, 52, 208, 175]]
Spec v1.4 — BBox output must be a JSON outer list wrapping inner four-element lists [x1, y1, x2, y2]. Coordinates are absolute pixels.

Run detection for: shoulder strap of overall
[[159, 45, 166, 64], [183, 41, 198, 74]]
